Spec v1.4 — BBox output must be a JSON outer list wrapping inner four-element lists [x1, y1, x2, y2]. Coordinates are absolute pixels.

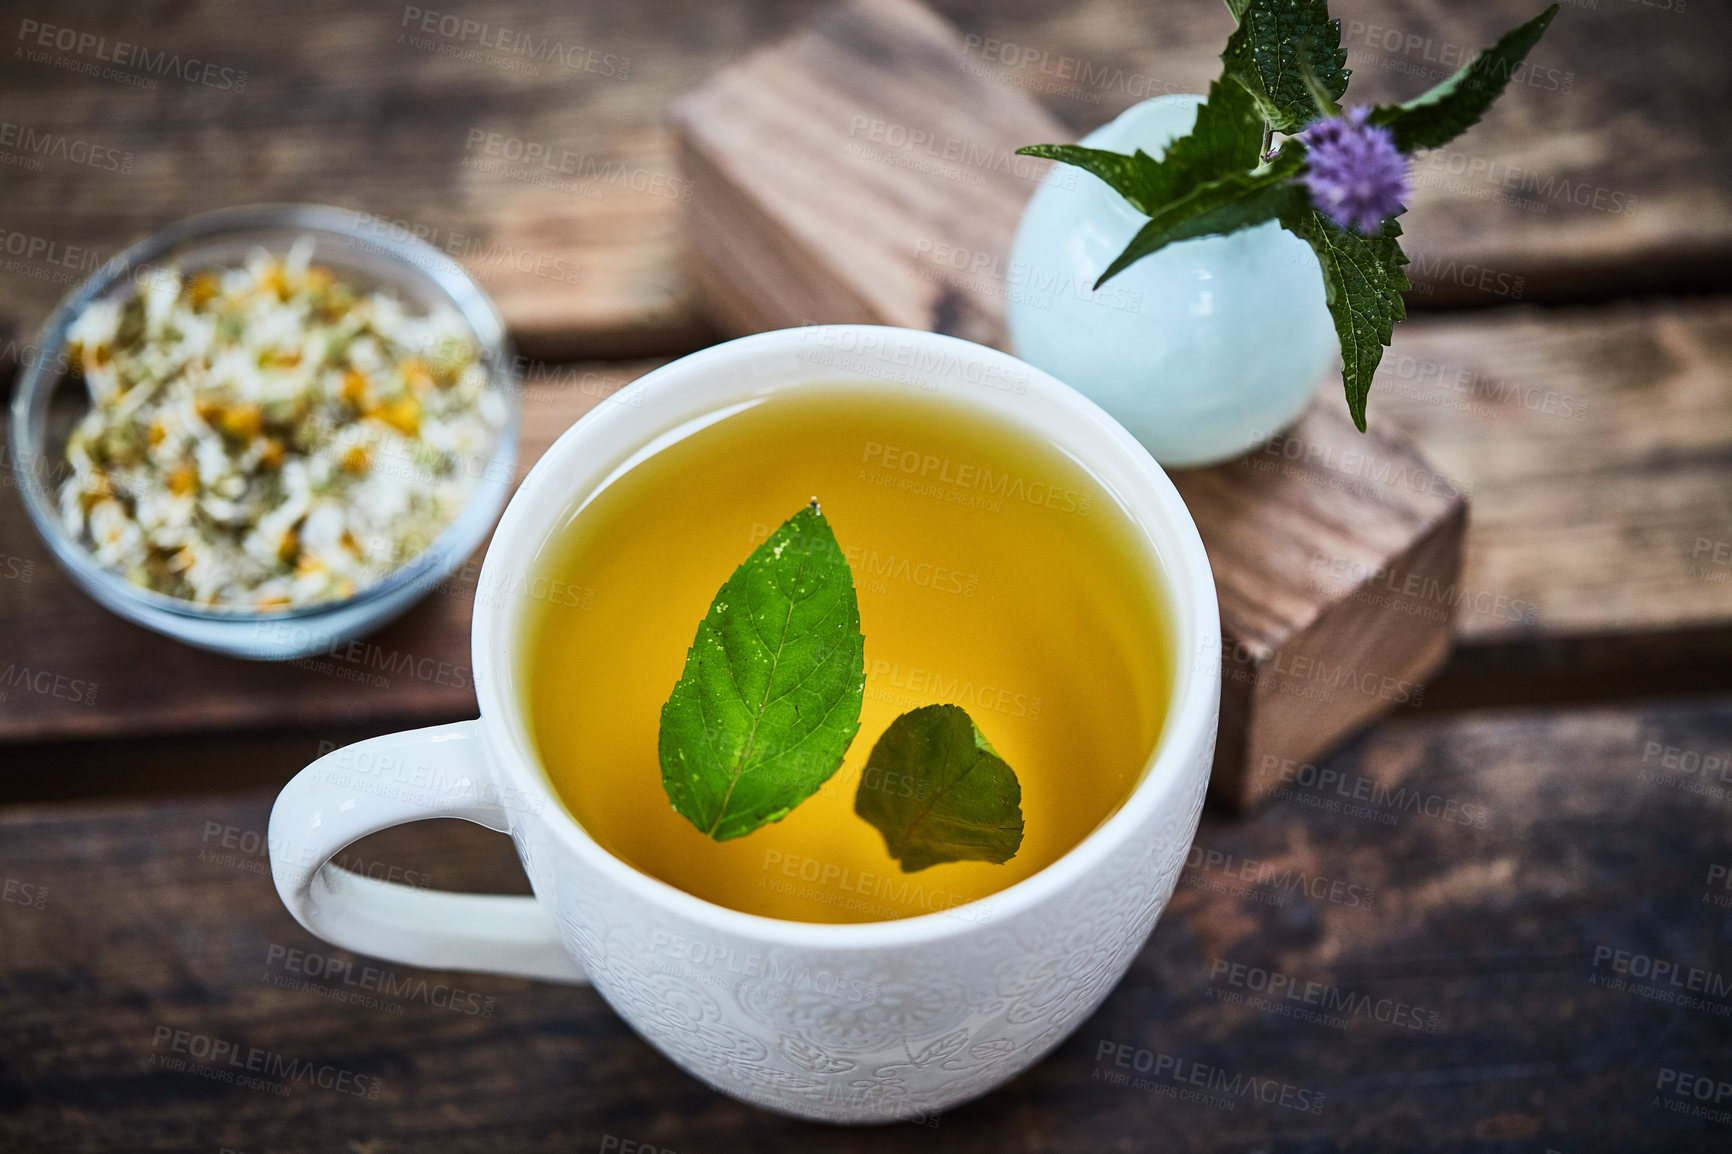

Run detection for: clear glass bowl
[[8, 204, 522, 660]]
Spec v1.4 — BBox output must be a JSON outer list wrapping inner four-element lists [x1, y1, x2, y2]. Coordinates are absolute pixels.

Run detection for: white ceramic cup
[[269, 324, 1221, 1124]]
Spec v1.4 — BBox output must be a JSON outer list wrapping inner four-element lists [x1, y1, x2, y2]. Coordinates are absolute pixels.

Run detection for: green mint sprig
[[1017, 0, 1559, 431], [658, 503, 1026, 872]]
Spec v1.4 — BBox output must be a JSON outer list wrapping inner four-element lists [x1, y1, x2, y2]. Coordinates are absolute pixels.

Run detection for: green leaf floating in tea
[[658, 502, 1026, 865], [855, 704, 1025, 873], [658, 499, 865, 841]]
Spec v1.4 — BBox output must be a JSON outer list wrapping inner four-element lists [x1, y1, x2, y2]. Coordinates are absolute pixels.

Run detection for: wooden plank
[[0, 364, 657, 744], [1173, 402, 1465, 806], [675, 0, 1073, 348], [9, 300, 1732, 758], [2, 699, 1729, 1148], [0, 342, 1469, 811], [1372, 299, 1732, 662], [0, 0, 760, 363], [674, 0, 1466, 807], [0, 0, 1726, 367]]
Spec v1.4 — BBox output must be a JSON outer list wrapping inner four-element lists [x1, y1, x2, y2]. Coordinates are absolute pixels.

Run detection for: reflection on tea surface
[[521, 383, 1172, 923]]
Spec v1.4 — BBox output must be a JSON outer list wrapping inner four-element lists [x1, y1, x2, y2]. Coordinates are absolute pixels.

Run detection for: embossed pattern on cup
[[271, 324, 1221, 1124]]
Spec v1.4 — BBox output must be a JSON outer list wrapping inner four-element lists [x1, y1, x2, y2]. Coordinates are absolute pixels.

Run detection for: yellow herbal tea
[[519, 383, 1173, 923]]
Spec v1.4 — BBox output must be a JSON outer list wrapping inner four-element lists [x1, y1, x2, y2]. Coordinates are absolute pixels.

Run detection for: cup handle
[[268, 719, 587, 985]]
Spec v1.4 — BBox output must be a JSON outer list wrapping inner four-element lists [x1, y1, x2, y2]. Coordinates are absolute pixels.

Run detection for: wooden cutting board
[[674, 0, 1467, 808]]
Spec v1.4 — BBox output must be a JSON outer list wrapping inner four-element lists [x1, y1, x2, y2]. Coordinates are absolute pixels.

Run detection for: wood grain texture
[[0, 0, 808, 362], [2, 698, 1729, 1150], [10, 301, 1732, 774], [0, 350, 1467, 813], [1175, 401, 1466, 807], [0, 0, 1726, 367], [1375, 298, 1732, 651], [0, 365, 656, 744], [675, 0, 1071, 347]]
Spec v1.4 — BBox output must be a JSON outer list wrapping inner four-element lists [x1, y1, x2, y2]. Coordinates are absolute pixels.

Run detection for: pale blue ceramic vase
[[1007, 95, 1337, 467]]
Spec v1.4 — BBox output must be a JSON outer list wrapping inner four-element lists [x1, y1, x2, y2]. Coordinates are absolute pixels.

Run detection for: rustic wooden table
[[2, 1, 1729, 1150]]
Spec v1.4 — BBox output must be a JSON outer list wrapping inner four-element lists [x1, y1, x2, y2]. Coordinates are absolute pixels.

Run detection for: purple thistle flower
[[1298, 106, 1411, 234]]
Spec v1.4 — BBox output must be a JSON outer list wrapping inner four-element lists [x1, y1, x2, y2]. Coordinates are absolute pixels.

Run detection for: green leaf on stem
[[1095, 143, 1307, 285], [1296, 43, 1344, 121], [1278, 208, 1411, 431], [1014, 143, 1170, 218], [1368, 5, 1560, 152], [1017, 75, 1266, 218], [1158, 74, 1268, 181], [1221, 0, 1349, 133]]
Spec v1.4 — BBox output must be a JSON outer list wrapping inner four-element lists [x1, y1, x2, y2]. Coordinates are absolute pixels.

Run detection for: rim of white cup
[[474, 325, 1220, 950]]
